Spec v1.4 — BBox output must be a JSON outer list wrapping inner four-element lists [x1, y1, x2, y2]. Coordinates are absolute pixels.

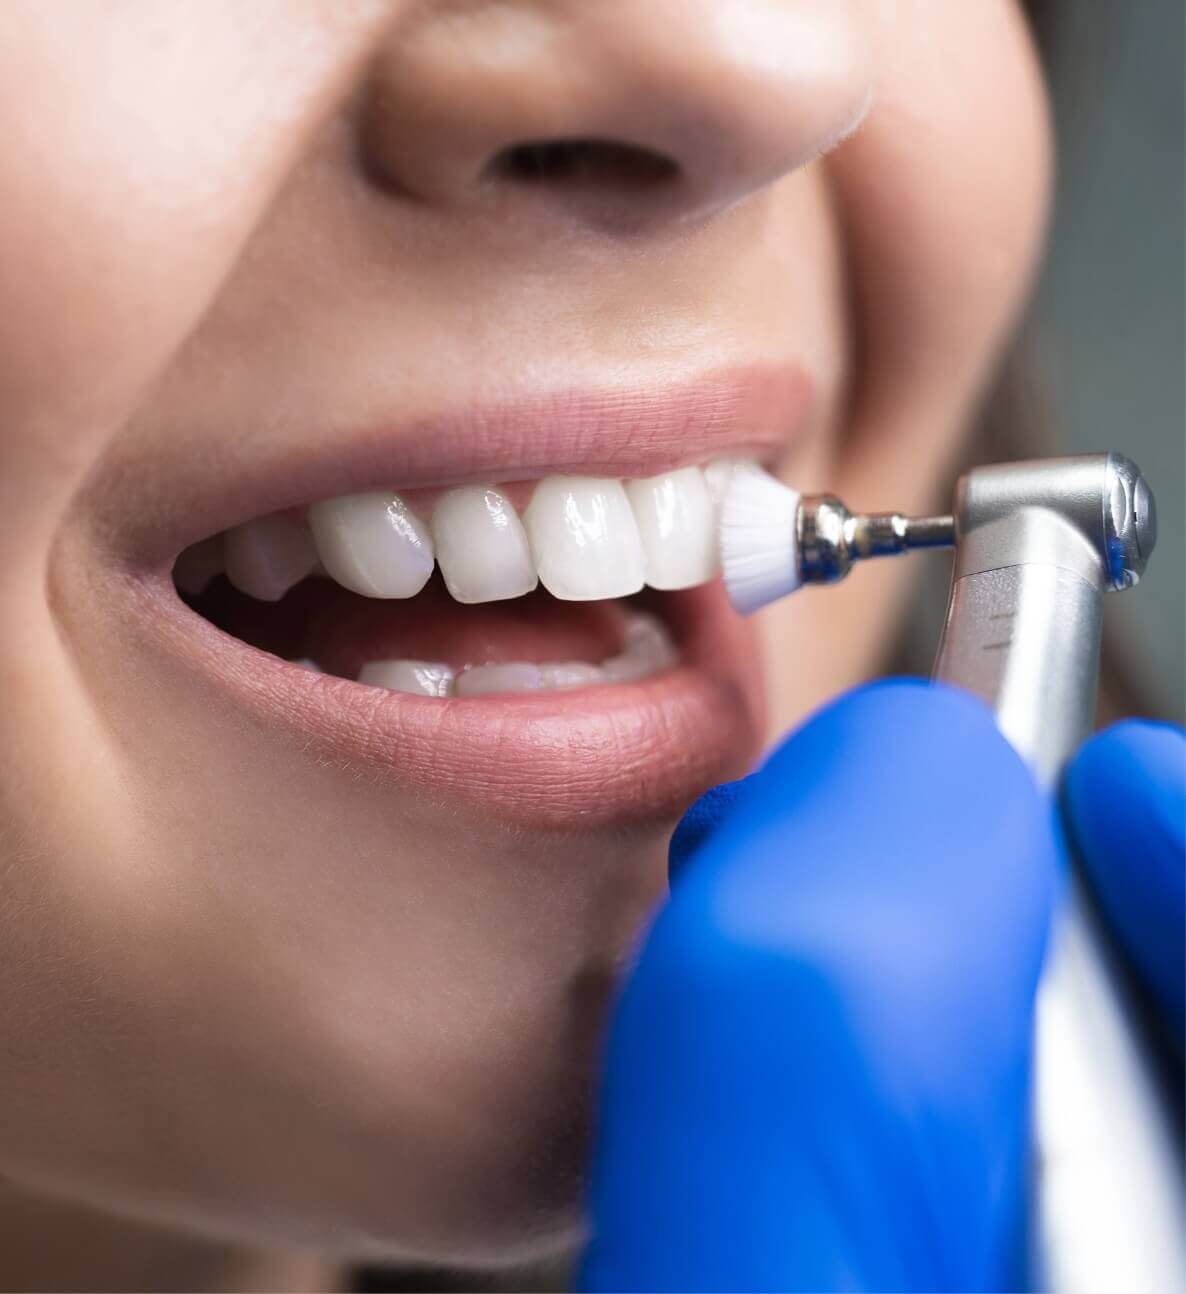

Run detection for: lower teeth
[[357, 660, 454, 696], [337, 611, 678, 698]]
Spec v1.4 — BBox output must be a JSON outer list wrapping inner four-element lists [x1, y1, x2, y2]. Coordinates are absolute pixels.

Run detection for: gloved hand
[[578, 679, 1080, 1293], [1064, 719, 1185, 1051]]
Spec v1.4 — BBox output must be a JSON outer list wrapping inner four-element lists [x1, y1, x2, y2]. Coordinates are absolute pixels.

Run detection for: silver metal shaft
[[929, 454, 1182, 1293], [796, 495, 954, 584]]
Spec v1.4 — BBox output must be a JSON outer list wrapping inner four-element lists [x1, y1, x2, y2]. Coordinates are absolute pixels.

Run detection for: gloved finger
[[668, 775, 756, 882], [580, 679, 1057, 1294], [1064, 720, 1185, 1049]]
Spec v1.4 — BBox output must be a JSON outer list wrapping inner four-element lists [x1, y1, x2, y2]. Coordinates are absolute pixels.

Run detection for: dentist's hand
[[1064, 719, 1185, 1050], [579, 679, 1060, 1293]]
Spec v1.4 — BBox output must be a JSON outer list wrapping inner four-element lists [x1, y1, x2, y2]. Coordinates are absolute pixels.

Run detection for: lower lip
[[131, 574, 765, 828]]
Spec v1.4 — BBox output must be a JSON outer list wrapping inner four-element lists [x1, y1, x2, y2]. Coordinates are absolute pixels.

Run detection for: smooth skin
[[0, 3, 1050, 1289]]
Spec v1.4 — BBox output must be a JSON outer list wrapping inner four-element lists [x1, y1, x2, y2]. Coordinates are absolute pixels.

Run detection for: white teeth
[[182, 459, 760, 606], [625, 467, 717, 590], [358, 659, 455, 696], [173, 535, 225, 595], [622, 609, 680, 658], [602, 611, 681, 682], [357, 611, 679, 698], [224, 515, 317, 602], [431, 486, 538, 603], [523, 477, 645, 601], [455, 663, 544, 697], [703, 458, 744, 508], [308, 492, 434, 599], [539, 661, 604, 689]]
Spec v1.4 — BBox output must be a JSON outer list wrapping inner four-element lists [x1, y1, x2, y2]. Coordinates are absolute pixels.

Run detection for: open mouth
[[175, 461, 745, 698], [105, 369, 809, 822]]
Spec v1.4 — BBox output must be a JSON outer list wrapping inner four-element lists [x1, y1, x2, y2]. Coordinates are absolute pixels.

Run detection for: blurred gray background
[[1032, 0, 1184, 720]]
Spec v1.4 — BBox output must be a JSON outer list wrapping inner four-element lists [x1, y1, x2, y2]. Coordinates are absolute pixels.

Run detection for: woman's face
[[0, 0, 1049, 1266]]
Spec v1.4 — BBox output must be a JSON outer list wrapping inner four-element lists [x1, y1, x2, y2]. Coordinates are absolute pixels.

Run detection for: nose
[[362, 0, 873, 226]]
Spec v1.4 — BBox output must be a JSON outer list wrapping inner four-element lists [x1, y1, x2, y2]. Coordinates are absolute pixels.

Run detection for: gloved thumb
[[1064, 720, 1185, 1048]]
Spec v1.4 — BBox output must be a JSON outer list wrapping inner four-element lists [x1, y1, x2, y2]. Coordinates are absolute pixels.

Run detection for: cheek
[[754, 1, 1052, 723], [0, 1, 389, 558], [828, 0, 1052, 451]]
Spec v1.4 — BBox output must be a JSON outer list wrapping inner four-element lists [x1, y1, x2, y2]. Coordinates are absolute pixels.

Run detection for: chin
[[31, 370, 785, 1263]]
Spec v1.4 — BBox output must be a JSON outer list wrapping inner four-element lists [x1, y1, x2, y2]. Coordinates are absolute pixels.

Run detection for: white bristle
[[718, 464, 802, 615]]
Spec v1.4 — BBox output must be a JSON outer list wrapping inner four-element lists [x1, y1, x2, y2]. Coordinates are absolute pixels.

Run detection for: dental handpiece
[[722, 452, 1184, 1293]]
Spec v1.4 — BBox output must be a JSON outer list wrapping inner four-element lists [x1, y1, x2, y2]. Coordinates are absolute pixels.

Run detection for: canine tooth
[[173, 536, 225, 595], [308, 493, 434, 599], [358, 660, 455, 696], [456, 663, 543, 696], [625, 467, 717, 590], [539, 661, 604, 690], [224, 515, 317, 601], [523, 477, 645, 601], [431, 486, 537, 603]]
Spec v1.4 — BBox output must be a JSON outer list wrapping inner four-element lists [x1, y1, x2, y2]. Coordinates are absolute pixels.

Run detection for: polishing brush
[[718, 463, 955, 615]]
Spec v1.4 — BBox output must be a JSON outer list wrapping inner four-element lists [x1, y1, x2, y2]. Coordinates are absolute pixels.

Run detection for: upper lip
[[114, 362, 813, 568]]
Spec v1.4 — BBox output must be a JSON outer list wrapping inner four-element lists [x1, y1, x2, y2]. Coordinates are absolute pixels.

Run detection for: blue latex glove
[[579, 679, 1060, 1293], [1064, 720, 1185, 1050]]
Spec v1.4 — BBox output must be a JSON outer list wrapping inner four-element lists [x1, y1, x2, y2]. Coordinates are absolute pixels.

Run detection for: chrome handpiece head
[[1102, 452, 1157, 590], [948, 451, 1158, 593], [934, 450, 1160, 788]]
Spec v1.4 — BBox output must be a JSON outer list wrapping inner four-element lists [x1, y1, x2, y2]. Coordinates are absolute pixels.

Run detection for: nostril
[[488, 138, 681, 190]]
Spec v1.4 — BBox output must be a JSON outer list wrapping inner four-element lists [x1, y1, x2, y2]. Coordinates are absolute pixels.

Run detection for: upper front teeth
[[194, 459, 743, 604], [431, 485, 537, 603], [223, 514, 318, 602], [308, 492, 435, 598], [625, 467, 716, 591], [524, 477, 646, 601]]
